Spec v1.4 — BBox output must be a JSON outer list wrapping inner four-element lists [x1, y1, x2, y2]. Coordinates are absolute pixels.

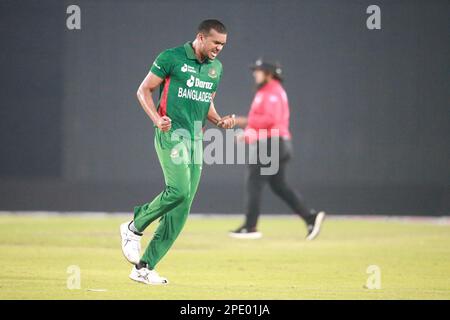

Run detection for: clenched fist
[[217, 114, 236, 129], [156, 116, 172, 132]]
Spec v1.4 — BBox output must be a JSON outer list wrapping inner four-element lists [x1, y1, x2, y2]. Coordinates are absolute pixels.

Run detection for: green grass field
[[0, 214, 449, 299]]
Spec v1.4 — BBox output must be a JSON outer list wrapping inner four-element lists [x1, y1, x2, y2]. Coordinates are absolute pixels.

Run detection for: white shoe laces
[[139, 268, 160, 281], [139, 268, 151, 278]]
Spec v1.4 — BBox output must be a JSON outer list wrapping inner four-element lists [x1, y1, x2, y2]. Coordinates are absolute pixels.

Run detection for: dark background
[[0, 0, 449, 215]]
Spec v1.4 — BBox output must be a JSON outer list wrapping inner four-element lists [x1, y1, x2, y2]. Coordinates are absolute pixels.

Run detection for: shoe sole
[[228, 232, 263, 239], [120, 222, 140, 265], [129, 274, 169, 286], [306, 211, 326, 241]]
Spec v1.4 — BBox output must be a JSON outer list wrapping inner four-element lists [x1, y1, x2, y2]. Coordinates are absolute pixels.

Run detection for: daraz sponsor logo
[[185, 75, 213, 89]]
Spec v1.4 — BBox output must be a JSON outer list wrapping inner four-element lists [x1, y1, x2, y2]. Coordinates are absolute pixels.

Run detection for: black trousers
[[244, 137, 314, 229]]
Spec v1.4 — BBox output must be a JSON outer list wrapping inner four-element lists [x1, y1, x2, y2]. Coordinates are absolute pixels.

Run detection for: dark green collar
[[184, 41, 211, 64]]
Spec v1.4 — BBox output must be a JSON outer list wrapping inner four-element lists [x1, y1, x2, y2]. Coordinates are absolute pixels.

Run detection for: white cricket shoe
[[120, 221, 142, 265], [306, 211, 326, 241], [129, 266, 169, 285], [228, 226, 263, 239]]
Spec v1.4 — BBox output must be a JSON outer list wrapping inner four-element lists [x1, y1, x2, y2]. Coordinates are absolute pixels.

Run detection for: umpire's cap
[[250, 58, 283, 80]]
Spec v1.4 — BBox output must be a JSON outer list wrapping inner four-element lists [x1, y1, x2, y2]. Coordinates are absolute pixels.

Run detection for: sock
[[305, 209, 317, 225], [128, 221, 142, 236], [136, 261, 150, 270]]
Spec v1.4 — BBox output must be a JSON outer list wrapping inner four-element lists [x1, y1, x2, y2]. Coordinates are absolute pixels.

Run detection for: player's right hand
[[156, 116, 172, 132], [217, 114, 236, 129]]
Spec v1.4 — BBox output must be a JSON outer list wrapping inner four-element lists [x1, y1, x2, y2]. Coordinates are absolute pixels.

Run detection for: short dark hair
[[198, 19, 227, 35]]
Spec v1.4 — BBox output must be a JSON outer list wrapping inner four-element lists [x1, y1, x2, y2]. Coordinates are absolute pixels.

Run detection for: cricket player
[[120, 19, 235, 285], [229, 59, 325, 240]]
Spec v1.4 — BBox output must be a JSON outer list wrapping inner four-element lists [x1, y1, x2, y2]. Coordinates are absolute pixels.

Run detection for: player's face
[[253, 69, 268, 85], [199, 29, 227, 60]]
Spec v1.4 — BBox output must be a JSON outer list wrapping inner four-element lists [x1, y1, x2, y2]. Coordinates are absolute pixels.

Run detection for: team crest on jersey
[[208, 67, 218, 78]]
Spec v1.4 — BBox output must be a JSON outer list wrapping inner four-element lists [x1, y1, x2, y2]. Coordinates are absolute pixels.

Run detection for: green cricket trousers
[[133, 128, 202, 270]]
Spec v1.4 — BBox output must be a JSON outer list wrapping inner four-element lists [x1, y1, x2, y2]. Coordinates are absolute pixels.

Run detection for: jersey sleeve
[[212, 61, 223, 92], [218, 67, 223, 82], [217, 69, 223, 89], [150, 50, 174, 79]]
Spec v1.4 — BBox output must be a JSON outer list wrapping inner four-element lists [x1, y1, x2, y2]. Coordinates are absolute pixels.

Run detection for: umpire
[[230, 59, 325, 240]]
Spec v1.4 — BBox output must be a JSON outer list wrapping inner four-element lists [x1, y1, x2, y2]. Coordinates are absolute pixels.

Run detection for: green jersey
[[150, 42, 223, 140]]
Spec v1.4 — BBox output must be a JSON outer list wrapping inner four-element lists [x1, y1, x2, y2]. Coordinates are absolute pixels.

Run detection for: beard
[[256, 78, 270, 90]]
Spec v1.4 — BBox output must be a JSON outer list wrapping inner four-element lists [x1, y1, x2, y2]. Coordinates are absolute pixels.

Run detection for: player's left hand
[[217, 114, 236, 129]]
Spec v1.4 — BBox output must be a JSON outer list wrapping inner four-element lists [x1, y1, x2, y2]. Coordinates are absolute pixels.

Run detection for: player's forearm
[[136, 85, 160, 125], [207, 101, 222, 125]]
